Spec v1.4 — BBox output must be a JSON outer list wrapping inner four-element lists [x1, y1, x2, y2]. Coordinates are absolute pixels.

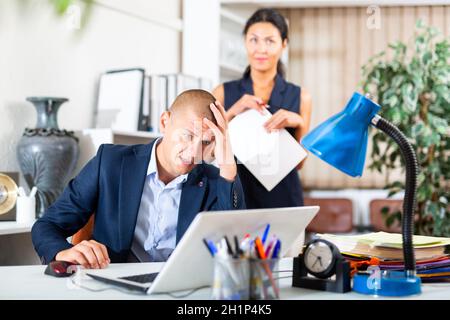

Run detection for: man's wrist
[[219, 164, 237, 182]]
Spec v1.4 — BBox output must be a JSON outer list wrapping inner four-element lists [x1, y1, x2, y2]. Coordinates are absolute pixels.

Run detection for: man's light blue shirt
[[131, 139, 188, 262]]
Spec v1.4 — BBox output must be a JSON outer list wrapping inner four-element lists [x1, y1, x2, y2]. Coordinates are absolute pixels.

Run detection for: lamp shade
[[301, 92, 381, 177]]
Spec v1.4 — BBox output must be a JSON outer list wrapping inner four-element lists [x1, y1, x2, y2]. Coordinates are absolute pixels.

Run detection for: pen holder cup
[[249, 258, 280, 300], [16, 196, 36, 224], [211, 257, 250, 300]]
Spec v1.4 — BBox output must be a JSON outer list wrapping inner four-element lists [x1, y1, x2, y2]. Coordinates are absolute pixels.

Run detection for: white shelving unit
[[218, 3, 290, 83], [73, 128, 162, 176], [220, 7, 246, 26], [111, 130, 161, 145], [219, 61, 244, 80], [0, 221, 39, 265], [181, 0, 257, 85], [0, 221, 34, 236], [220, 0, 449, 6], [219, 6, 247, 83]]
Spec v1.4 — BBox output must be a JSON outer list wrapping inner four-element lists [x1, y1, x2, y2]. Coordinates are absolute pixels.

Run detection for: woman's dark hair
[[242, 8, 289, 79]]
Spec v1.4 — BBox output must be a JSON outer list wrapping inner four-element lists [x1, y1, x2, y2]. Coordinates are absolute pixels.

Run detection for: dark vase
[[17, 97, 79, 218]]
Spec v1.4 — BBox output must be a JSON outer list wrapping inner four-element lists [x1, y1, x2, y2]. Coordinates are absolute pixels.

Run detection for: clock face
[[0, 174, 18, 215], [304, 240, 334, 278], [0, 185, 7, 204]]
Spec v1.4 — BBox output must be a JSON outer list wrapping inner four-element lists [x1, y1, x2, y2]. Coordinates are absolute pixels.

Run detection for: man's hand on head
[[203, 101, 237, 182], [55, 239, 110, 269]]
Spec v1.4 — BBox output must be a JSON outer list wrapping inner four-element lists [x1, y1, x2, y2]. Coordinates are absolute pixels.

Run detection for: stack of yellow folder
[[317, 232, 450, 282]]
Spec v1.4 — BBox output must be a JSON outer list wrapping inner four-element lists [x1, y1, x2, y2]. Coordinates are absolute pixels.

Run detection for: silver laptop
[[86, 206, 319, 294]]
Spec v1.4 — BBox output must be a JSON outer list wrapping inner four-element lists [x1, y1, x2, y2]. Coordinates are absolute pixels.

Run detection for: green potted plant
[[361, 20, 449, 237], [48, 0, 92, 29]]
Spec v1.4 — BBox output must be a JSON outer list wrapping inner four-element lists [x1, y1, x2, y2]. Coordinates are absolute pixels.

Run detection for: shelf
[[0, 221, 34, 236], [220, 62, 244, 76], [74, 128, 161, 177], [112, 130, 161, 139], [220, 8, 246, 26], [219, 0, 448, 7], [77, 128, 161, 140]]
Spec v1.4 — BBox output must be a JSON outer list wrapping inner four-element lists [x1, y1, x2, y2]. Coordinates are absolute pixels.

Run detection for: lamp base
[[353, 270, 421, 297]]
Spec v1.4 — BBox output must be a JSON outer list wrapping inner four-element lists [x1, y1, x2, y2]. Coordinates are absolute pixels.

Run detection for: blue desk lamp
[[301, 92, 421, 296]]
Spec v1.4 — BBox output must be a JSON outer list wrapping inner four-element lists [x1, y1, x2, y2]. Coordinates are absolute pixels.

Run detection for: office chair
[[304, 197, 353, 233], [71, 215, 94, 245], [369, 199, 403, 233]]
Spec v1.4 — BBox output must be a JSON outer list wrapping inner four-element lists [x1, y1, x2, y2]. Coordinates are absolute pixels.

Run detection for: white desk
[[1, 258, 449, 300]]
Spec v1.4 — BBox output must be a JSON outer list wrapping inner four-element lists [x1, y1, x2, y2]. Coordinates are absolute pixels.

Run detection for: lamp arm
[[371, 115, 418, 274]]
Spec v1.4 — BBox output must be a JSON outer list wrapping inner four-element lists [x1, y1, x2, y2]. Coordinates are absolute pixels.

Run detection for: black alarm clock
[[303, 238, 342, 279], [292, 238, 351, 293]]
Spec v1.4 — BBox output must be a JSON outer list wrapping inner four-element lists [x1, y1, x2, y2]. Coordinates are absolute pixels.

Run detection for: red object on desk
[[348, 257, 381, 277]]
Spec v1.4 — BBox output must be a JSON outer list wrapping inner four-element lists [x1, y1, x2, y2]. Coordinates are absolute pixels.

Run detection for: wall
[[183, 0, 220, 85], [0, 0, 181, 187], [283, 5, 450, 189]]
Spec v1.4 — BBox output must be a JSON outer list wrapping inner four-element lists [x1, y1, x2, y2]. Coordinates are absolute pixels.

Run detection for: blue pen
[[262, 224, 270, 245], [271, 239, 281, 259], [203, 238, 218, 256], [208, 240, 218, 256]]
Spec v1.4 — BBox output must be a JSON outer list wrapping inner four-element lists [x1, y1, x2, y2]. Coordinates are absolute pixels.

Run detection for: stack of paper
[[318, 232, 450, 259], [318, 232, 450, 282]]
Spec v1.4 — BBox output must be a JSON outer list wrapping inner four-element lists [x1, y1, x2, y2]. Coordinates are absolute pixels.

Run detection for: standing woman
[[213, 8, 312, 209]]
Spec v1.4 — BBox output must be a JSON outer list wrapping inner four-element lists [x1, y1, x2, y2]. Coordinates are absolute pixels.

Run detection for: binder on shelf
[[164, 73, 203, 107], [95, 68, 212, 135], [149, 75, 168, 134], [95, 68, 146, 132], [140, 76, 150, 131], [148, 73, 210, 134]]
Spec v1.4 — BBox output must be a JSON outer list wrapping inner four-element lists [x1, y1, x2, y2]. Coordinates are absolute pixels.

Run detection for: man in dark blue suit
[[32, 89, 245, 268]]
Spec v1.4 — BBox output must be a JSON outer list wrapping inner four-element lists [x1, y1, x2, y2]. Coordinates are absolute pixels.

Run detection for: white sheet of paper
[[229, 109, 307, 191]]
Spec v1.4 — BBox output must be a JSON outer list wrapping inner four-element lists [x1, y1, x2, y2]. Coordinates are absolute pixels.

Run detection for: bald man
[[32, 89, 245, 267]]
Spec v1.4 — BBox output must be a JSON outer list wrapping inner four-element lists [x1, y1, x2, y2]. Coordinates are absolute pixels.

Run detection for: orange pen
[[254, 236, 266, 259]]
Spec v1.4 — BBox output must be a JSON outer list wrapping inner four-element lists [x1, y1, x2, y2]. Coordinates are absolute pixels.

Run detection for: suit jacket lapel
[[176, 165, 207, 243], [118, 141, 153, 249]]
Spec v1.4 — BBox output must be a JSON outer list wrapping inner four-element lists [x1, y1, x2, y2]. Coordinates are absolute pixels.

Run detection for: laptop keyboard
[[119, 272, 158, 284]]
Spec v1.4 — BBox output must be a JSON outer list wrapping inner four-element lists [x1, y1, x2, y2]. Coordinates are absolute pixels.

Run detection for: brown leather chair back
[[369, 199, 402, 233], [72, 215, 95, 245], [304, 197, 353, 233]]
